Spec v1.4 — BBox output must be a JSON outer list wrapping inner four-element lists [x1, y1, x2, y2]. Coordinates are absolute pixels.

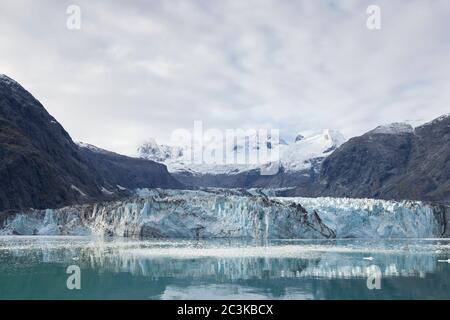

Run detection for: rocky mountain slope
[[0, 74, 181, 213], [315, 115, 450, 203], [78, 142, 183, 192]]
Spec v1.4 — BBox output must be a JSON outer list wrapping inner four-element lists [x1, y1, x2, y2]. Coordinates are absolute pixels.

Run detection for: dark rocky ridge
[[172, 163, 319, 191], [78, 144, 183, 191], [311, 116, 450, 203], [0, 75, 182, 213]]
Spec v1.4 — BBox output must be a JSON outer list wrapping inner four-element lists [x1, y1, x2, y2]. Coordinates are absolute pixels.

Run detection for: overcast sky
[[0, 0, 449, 155]]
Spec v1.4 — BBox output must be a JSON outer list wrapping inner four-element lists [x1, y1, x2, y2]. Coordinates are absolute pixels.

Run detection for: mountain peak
[[294, 134, 305, 142], [138, 139, 185, 163], [419, 113, 450, 128], [370, 122, 414, 135], [0, 73, 13, 81], [0, 74, 40, 109], [321, 129, 346, 145], [0, 74, 20, 88], [76, 142, 114, 155]]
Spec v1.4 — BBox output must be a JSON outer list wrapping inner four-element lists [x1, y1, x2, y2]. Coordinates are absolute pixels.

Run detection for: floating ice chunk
[[438, 259, 450, 263]]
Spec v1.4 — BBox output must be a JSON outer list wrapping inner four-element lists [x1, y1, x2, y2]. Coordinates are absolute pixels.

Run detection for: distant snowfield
[[138, 129, 346, 175]]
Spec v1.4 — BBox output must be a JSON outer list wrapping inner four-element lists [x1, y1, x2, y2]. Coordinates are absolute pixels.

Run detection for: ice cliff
[[1, 189, 448, 239], [277, 197, 450, 238]]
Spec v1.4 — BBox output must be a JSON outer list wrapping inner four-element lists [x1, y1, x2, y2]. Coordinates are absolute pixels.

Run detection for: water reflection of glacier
[[1, 237, 447, 281], [2, 237, 450, 299]]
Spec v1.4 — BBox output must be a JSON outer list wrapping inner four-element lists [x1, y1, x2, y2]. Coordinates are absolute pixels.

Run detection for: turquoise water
[[1, 236, 450, 299]]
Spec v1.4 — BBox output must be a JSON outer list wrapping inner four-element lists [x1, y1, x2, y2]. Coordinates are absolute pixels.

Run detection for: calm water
[[1, 236, 450, 300]]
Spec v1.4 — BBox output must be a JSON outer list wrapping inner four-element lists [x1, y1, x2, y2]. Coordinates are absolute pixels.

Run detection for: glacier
[[0, 189, 448, 239], [277, 197, 450, 238]]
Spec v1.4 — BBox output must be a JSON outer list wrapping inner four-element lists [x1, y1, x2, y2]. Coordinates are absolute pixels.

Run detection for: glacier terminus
[[2, 189, 449, 239]]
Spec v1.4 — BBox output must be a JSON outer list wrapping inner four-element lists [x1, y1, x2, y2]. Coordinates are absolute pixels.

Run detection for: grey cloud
[[0, 0, 448, 155]]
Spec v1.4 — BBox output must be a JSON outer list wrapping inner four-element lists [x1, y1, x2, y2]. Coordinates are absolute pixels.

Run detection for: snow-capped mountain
[[369, 122, 414, 135], [314, 115, 450, 203], [280, 129, 345, 172], [138, 133, 287, 175], [137, 138, 186, 163], [138, 129, 346, 177]]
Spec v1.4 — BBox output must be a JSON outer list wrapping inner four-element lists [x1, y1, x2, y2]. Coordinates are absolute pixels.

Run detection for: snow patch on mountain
[[76, 142, 112, 155], [370, 123, 414, 135], [280, 129, 345, 172], [70, 185, 87, 197], [420, 113, 450, 127]]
